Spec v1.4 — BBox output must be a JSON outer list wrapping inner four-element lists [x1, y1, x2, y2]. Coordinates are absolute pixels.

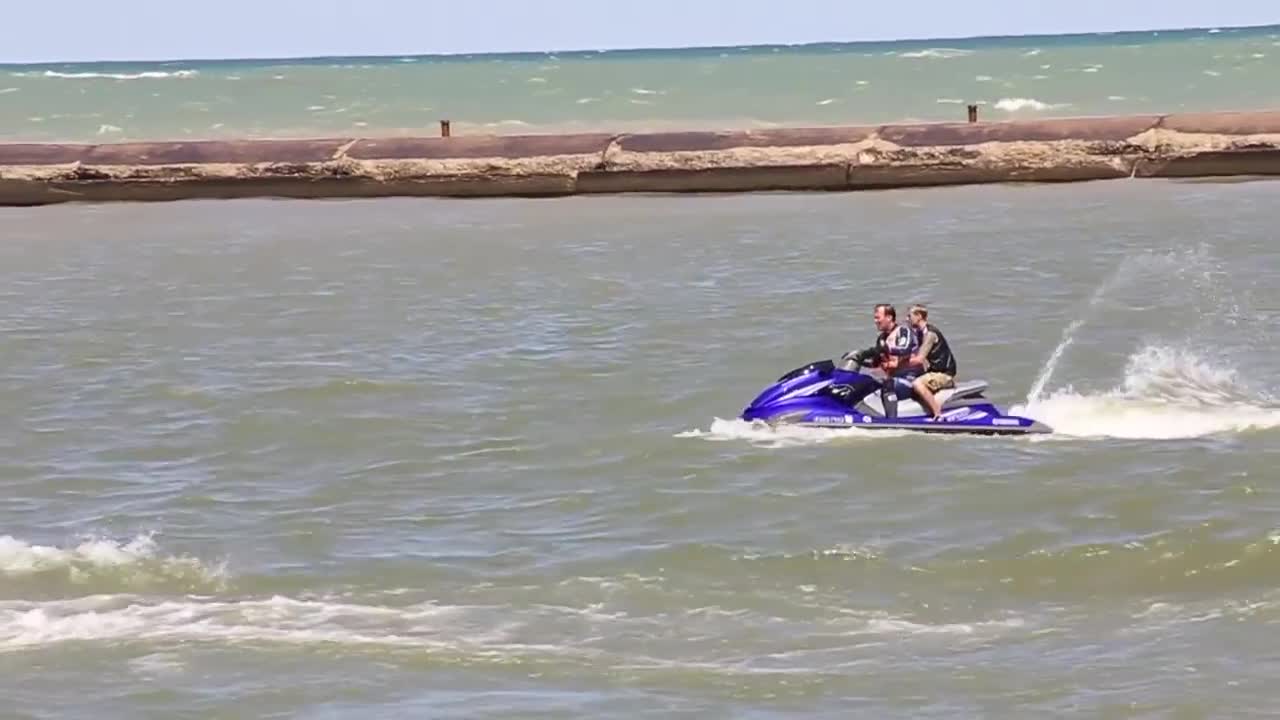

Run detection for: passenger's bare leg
[[912, 377, 942, 419]]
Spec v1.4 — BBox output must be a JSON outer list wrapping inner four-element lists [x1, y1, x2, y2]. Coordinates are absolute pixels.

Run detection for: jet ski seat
[[938, 380, 989, 408]]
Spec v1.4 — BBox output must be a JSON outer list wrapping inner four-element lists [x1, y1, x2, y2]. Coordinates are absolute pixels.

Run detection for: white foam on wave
[[19, 70, 197, 80], [899, 48, 973, 59], [480, 119, 532, 129], [675, 417, 909, 448], [1128, 595, 1278, 635], [0, 533, 225, 587], [0, 87, 18, 94], [0, 595, 456, 652], [0, 593, 1026, 656], [1012, 346, 1280, 440], [862, 613, 1025, 636], [994, 97, 1059, 112]]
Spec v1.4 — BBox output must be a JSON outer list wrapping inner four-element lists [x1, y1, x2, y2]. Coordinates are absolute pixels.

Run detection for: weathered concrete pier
[[2, 110, 1279, 206]]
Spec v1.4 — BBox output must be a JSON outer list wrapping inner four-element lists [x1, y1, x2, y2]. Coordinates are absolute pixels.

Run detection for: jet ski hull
[[744, 404, 1052, 435], [740, 359, 1052, 436]]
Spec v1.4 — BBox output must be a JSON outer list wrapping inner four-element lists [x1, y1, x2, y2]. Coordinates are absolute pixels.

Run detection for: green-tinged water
[[2, 26, 1279, 143], [2, 179, 1280, 717]]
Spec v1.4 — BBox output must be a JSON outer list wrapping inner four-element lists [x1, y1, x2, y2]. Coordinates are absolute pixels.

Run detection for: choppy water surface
[[2, 180, 1280, 717], [2, 25, 1279, 142]]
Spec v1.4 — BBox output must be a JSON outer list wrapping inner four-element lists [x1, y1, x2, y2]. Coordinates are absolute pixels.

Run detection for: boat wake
[[675, 418, 912, 448], [1012, 345, 1280, 440]]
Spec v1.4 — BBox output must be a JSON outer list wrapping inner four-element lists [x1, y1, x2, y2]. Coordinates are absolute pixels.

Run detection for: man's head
[[873, 303, 896, 333], [909, 304, 928, 328]]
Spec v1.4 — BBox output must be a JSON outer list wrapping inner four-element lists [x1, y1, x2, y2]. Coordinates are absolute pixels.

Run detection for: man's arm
[[910, 330, 937, 371], [842, 345, 881, 367]]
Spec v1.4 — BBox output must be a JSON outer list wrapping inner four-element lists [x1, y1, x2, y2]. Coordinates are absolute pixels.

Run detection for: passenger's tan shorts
[[917, 372, 955, 392]]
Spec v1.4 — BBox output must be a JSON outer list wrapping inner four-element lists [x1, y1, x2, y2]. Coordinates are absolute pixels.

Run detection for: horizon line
[[3, 21, 1276, 67]]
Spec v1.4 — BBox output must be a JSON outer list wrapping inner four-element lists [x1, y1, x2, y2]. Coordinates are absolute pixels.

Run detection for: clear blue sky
[[5, 0, 1277, 64]]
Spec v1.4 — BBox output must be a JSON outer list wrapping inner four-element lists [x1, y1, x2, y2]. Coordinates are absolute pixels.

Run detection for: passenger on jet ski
[[839, 303, 919, 417], [907, 304, 958, 420]]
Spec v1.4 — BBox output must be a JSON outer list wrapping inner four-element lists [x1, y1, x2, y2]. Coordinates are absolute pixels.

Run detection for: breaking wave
[[13, 70, 198, 80], [0, 593, 1024, 656], [0, 533, 226, 593], [994, 97, 1059, 112], [899, 48, 973, 59]]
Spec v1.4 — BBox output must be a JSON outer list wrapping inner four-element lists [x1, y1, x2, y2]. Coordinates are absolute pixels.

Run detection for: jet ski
[[740, 357, 1052, 435]]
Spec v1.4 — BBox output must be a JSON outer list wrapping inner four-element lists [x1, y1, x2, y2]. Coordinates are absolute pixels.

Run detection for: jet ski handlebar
[[839, 348, 879, 369]]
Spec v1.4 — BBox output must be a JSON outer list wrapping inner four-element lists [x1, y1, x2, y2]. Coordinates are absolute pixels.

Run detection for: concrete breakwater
[[2, 111, 1280, 205]]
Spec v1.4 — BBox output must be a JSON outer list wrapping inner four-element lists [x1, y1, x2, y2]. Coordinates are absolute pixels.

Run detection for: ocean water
[[2, 25, 1280, 143], [5, 22, 1280, 719], [2, 179, 1280, 717]]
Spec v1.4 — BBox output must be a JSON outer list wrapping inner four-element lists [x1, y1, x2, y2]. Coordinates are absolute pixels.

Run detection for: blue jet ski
[[740, 356, 1052, 435]]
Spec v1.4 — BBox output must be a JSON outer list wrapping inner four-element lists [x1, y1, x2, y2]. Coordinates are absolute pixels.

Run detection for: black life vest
[[924, 323, 957, 375]]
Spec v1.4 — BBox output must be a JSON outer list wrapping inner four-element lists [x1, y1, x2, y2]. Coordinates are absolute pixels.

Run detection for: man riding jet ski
[[844, 303, 956, 420], [738, 303, 1051, 435], [841, 303, 923, 419]]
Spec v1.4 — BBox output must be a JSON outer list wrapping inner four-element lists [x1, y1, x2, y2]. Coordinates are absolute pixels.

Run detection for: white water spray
[[1013, 345, 1280, 439], [1024, 315, 1087, 404], [1024, 262, 1132, 404], [1024, 245, 1228, 404]]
